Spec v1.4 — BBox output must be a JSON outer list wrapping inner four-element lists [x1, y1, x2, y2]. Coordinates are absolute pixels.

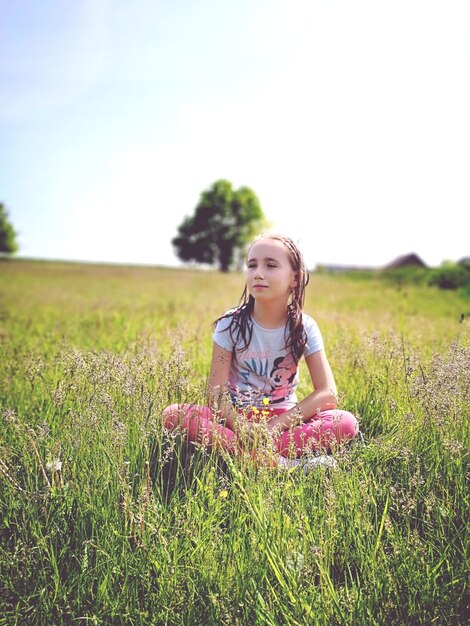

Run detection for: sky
[[1, 0, 469, 270]]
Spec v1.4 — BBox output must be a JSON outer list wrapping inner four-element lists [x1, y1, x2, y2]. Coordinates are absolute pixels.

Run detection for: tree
[[0, 203, 18, 255], [172, 179, 268, 272]]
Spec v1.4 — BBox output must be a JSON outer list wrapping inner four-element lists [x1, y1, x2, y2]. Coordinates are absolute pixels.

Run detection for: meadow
[[0, 259, 469, 626]]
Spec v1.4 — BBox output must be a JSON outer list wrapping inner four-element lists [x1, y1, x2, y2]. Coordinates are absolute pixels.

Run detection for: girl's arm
[[207, 342, 240, 431], [267, 350, 338, 434]]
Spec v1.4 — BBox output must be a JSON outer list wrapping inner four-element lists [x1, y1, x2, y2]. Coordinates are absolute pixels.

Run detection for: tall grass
[[0, 260, 469, 625]]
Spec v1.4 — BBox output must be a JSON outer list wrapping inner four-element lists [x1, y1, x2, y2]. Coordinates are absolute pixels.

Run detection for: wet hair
[[213, 233, 310, 364]]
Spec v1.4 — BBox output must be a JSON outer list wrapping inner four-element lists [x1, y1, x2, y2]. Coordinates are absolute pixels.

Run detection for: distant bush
[[427, 263, 470, 292], [380, 266, 429, 287], [378, 262, 470, 296], [457, 257, 470, 271], [313, 267, 379, 281]]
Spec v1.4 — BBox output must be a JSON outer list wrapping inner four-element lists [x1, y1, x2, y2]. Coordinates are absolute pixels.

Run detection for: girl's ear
[[291, 271, 300, 288]]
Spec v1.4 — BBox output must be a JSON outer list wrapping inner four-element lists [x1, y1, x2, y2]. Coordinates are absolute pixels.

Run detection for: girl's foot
[[278, 455, 337, 473]]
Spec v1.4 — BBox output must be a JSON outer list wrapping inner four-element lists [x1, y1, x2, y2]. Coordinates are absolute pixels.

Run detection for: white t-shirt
[[212, 311, 324, 411]]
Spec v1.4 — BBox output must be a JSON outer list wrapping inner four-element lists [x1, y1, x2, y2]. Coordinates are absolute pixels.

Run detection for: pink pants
[[162, 403, 359, 458]]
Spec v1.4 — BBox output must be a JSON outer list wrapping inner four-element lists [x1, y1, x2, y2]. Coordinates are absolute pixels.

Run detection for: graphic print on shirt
[[239, 357, 269, 383], [238, 357, 269, 404], [264, 354, 297, 403], [238, 352, 297, 406]]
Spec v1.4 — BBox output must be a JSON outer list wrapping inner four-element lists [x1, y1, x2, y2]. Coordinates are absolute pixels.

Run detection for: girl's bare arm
[[267, 350, 338, 434], [207, 342, 240, 430]]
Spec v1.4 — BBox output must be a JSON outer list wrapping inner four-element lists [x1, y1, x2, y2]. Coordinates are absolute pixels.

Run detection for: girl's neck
[[252, 302, 289, 329]]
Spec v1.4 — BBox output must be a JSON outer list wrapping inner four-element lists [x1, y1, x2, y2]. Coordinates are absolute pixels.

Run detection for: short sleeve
[[303, 313, 324, 357], [212, 312, 235, 352]]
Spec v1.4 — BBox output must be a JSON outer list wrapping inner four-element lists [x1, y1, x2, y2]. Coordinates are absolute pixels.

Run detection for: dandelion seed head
[[46, 458, 62, 473]]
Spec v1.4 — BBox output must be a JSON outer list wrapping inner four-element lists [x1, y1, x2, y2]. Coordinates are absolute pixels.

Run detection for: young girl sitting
[[163, 233, 359, 470]]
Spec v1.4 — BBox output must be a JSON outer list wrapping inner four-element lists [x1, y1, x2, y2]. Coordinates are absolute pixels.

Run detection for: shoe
[[278, 454, 337, 473], [300, 455, 337, 474]]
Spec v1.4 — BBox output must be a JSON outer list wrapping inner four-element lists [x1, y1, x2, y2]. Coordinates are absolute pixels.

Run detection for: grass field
[[0, 259, 469, 625]]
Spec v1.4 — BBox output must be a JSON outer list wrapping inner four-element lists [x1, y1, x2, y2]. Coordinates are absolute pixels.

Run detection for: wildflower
[[286, 551, 305, 574], [219, 490, 229, 500], [46, 458, 62, 473], [311, 545, 323, 558], [262, 397, 270, 405]]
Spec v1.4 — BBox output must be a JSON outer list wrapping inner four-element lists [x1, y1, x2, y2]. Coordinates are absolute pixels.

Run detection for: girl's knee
[[335, 410, 359, 439], [162, 403, 213, 430], [162, 403, 187, 429]]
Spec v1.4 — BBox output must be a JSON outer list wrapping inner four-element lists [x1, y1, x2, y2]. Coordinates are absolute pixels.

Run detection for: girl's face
[[246, 238, 297, 303]]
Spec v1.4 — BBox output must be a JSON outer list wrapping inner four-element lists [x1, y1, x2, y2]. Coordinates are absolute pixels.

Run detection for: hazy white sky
[[1, 0, 469, 269]]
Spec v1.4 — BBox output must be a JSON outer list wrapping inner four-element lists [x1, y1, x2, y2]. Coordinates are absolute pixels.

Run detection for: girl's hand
[[236, 419, 257, 444], [266, 416, 284, 436], [237, 419, 273, 449], [267, 407, 303, 434]]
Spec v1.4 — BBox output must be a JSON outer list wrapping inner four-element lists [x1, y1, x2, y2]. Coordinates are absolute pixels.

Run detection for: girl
[[163, 233, 358, 470]]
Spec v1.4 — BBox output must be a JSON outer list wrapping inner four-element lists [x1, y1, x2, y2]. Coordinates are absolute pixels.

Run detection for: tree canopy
[[0, 203, 19, 255], [172, 179, 267, 272]]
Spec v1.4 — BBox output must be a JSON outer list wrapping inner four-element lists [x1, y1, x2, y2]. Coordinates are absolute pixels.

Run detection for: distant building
[[385, 253, 427, 269], [315, 253, 429, 274]]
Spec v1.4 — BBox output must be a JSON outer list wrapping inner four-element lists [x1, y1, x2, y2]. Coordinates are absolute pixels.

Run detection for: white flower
[[46, 458, 62, 472]]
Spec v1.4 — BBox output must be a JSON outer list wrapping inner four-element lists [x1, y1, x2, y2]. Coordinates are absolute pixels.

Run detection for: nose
[[254, 267, 264, 280]]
